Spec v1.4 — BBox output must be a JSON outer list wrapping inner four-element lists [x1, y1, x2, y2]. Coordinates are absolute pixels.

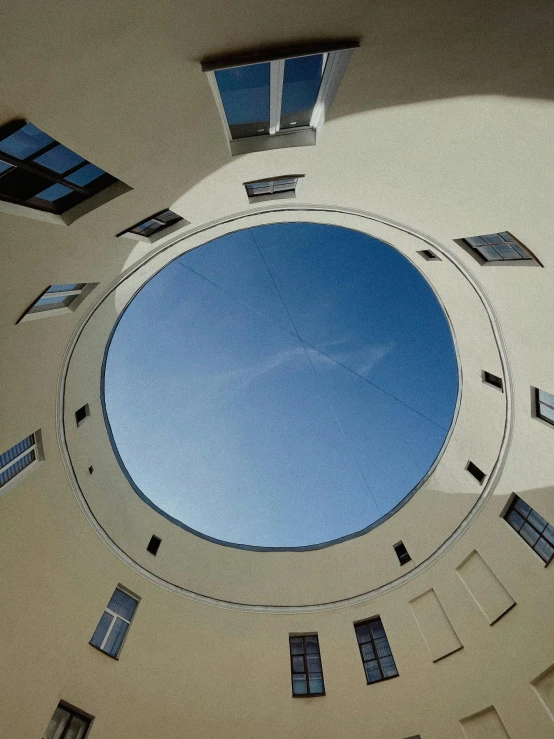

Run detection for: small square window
[[289, 634, 325, 696], [90, 586, 139, 659], [0, 431, 42, 492], [466, 461, 486, 485], [459, 232, 540, 266], [147, 535, 162, 555], [418, 249, 440, 261], [17, 283, 97, 323], [504, 496, 554, 565], [75, 404, 90, 426], [483, 371, 503, 390], [203, 41, 358, 155], [117, 209, 188, 243], [393, 541, 411, 565], [245, 175, 302, 202], [535, 388, 554, 427], [43, 702, 93, 739]]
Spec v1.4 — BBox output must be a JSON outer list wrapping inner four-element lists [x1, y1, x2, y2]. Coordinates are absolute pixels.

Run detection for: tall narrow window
[[0, 432, 41, 490], [354, 617, 399, 684], [43, 702, 92, 739], [289, 635, 325, 696], [535, 388, 554, 427], [245, 175, 301, 201], [203, 41, 357, 155], [461, 232, 538, 264], [17, 283, 96, 322], [0, 119, 125, 216], [90, 587, 138, 658], [504, 496, 554, 565], [117, 209, 187, 243]]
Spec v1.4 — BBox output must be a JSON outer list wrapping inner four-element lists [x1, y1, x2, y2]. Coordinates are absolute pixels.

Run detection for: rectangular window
[[462, 232, 537, 264], [203, 41, 357, 155], [90, 586, 139, 658], [0, 119, 124, 216], [466, 461, 486, 484], [483, 371, 503, 390], [117, 209, 187, 242], [535, 388, 554, 426], [75, 404, 90, 426], [43, 702, 92, 739], [289, 634, 325, 696], [418, 249, 440, 261], [505, 496, 554, 565], [394, 541, 411, 565], [17, 283, 96, 322], [245, 175, 301, 202], [0, 432, 41, 490], [354, 617, 398, 684], [147, 535, 162, 555]]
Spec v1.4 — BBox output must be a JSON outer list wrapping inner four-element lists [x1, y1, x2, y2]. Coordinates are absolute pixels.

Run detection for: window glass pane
[[306, 653, 321, 673], [538, 401, 554, 424], [47, 284, 84, 293], [528, 508, 547, 533], [90, 610, 113, 649], [361, 642, 375, 661], [511, 243, 531, 259], [364, 660, 382, 683], [65, 716, 89, 739], [465, 236, 485, 246], [543, 524, 554, 547], [0, 159, 13, 175], [370, 620, 386, 639], [289, 637, 304, 655], [520, 522, 540, 547], [29, 295, 74, 313], [514, 498, 531, 517], [482, 234, 502, 244], [498, 232, 512, 241], [493, 242, 521, 260], [534, 537, 554, 564], [0, 451, 36, 487], [248, 184, 271, 195], [215, 62, 271, 139], [131, 219, 160, 236], [34, 183, 73, 202], [355, 623, 371, 644], [304, 636, 319, 654], [0, 122, 54, 159], [507, 508, 524, 531], [291, 655, 304, 673], [476, 245, 503, 261], [380, 655, 398, 677], [292, 673, 307, 695], [308, 674, 324, 694], [107, 588, 137, 620], [156, 210, 181, 224], [34, 144, 85, 174], [538, 389, 554, 408], [374, 636, 392, 659], [280, 54, 324, 129], [104, 616, 128, 656], [43, 706, 71, 739], [65, 163, 105, 186], [273, 179, 296, 192], [0, 435, 34, 469]]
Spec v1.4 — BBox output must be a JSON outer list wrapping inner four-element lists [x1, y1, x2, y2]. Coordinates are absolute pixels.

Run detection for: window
[[466, 461, 486, 484], [461, 232, 539, 264], [483, 371, 503, 390], [75, 404, 90, 426], [289, 635, 325, 696], [17, 283, 96, 322], [535, 388, 554, 427], [43, 702, 92, 739], [354, 617, 398, 684], [418, 249, 440, 261], [245, 175, 302, 202], [117, 209, 187, 243], [504, 496, 554, 565], [0, 119, 125, 217], [203, 41, 357, 155], [394, 541, 411, 565], [0, 432, 41, 491], [90, 586, 138, 658], [147, 535, 162, 555]]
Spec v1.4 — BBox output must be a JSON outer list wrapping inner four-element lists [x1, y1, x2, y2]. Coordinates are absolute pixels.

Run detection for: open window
[[203, 41, 358, 155]]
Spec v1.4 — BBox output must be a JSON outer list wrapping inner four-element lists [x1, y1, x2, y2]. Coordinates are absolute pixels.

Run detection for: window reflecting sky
[[104, 224, 458, 548]]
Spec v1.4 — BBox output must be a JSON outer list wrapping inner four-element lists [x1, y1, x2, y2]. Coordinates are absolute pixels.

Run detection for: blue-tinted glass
[[280, 54, 324, 129], [308, 674, 324, 693], [292, 674, 307, 695], [107, 588, 137, 620], [365, 660, 382, 683], [34, 183, 73, 202], [33, 295, 69, 308], [0, 159, 13, 175], [535, 537, 554, 564], [47, 284, 84, 293], [104, 617, 129, 656], [215, 62, 270, 138], [477, 245, 503, 261], [0, 451, 35, 488], [34, 144, 85, 174], [66, 163, 105, 186], [0, 435, 34, 470], [90, 610, 112, 648], [0, 122, 54, 159]]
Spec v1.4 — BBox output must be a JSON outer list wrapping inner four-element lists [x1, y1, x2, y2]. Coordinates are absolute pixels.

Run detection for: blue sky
[[104, 223, 458, 548]]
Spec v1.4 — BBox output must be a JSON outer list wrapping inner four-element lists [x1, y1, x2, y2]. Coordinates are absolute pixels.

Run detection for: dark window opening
[[0, 119, 121, 215], [462, 232, 535, 263], [245, 176, 300, 199], [484, 371, 503, 390], [120, 209, 184, 239], [43, 702, 92, 739], [466, 461, 485, 484], [354, 617, 398, 684], [504, 496, 554, 565], [394, 541, 411, 565], [88, 466, 94, 475], [289, 634, 325, 696], [418, 249, 440, 261], [535, 388, 554, 427], [147, 535, 162, 555], [75, 404, 89, 426]]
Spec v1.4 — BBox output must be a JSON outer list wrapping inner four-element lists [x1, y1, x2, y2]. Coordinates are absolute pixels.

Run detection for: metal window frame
[[45, 701, 93, 739], [203, 41, 358, 156], [116, 209, 189, 244], [354, 616, 399, 685], [503, 495, 554, 566], [456, 232, 543, 267], [0, 429, 43, 496], [92, 586, 139, 659], [289, 633, 326, 697], [535, 387, 554, 427], [17, 283, 98, 323], [244, 174, 304, 203]]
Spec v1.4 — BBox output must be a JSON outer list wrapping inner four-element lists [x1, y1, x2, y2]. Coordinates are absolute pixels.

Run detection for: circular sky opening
[[104, 223, 458, 549]]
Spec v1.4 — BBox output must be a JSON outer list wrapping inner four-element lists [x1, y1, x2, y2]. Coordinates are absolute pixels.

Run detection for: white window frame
[[535, 387, 554, 428], [17, 283, 98, 323], [0, 429, 43, 497], [203, 41, 358, 155], [244, 174, 303, 204], [93, 586, 139, 658]]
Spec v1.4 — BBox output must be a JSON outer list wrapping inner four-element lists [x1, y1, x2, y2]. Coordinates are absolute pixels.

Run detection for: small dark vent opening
[[466, 461, 486, 484], [418, 249, 440, 261], [484, 371, 503, 390], [147, 535, 162, 555], [75, 404, 89, 426], [88, 466, 94, 475], [393, 541, 411, 565]]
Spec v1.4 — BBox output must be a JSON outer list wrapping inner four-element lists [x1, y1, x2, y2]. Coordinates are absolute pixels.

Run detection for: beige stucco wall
[[1, 0, 554, 736]]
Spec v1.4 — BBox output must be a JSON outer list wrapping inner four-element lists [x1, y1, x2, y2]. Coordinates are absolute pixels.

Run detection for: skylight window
[[17, 283, 96, 322], [117, 209, 187, 243], [245, 175, 301, 202], [0, 120, 127, 218], [460, 232, 540, 265], [203, 41, 357, 155]]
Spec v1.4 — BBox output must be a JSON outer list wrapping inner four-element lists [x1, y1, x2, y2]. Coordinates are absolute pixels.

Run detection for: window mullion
[[269, 59, 284, 135], [0, 151, 89, 195], [0, 443, 37, 475], [100, 613, 117, 650]]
